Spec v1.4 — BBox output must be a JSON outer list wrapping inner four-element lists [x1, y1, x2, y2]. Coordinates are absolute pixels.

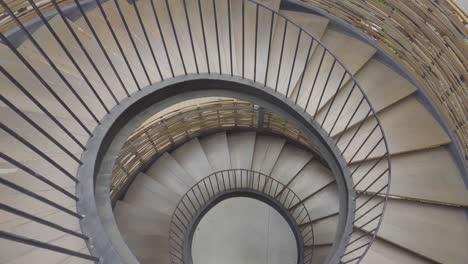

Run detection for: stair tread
[[105, 0, 163, 83], [316, 58, 418, 136], [72, 1, 147, 91], [0, 108, 86, 161], [0, 187, 76, 230], [293, 28, 376, 116], [251, 135, 286, 175], [227, 132, 256, 169], [59, 247, 94, 264], [130, 0, 193, 77], [270, 144, 313, 184], [302, 183, 339, 220], [266, 10, 329, 95], [358, 196, 468, 264], [17, 16, 128, 105], [114, 201, 171, 237], [146, 152, 196, 196], [120, 233, 170, 264], [51, 15, 135, 100], [313, 214, 339, 245], [288, 160, 334, 200], [0, 232, 87, 264], [124, 174, 178, 215], [351, 147, 468, 206], [82, 0, 150, 88], [0, 207, 80, 254], [0, 44, 103, 123], [337, 96, 451, 162], [231, 0, 281, 79], [65, 15, 140, 94], [360, 236, 433, 264], [311, 246, 332, 264], [171, 138, 213, 181], [199, 132, 231, 171], [0, 134, 82, 178], [131, 173, 181, 204]]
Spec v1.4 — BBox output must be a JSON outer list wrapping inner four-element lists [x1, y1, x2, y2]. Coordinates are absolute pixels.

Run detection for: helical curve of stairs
[[0, 0, 467, 264]]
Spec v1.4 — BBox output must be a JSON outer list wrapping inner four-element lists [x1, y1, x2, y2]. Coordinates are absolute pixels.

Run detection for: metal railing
[[168, 169, 315, 264], [0, 0, 391, 263]]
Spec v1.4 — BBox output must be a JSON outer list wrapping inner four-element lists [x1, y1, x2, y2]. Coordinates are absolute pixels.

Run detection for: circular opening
[[191, 197, 298, 264], [78, 77, 353, 264]]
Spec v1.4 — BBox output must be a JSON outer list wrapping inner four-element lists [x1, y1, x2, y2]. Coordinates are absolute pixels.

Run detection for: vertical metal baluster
[[334, 97, 367, 146], [196, 185, 206, 203], [0, 177, 81, 218], [191, 189, 202, 208], [0, 153, 79, 200], [0, 63, 86, 149], [215, 173, 221, 192], [304, 48, 327, 113], [52, 0, 121, 102], [227, 0, 233, 76], [241, 169, 245, 188], [264, 10, 275, 87], [203, 179, 211, 198], [182, 0, 199, 74], [149, 0, 174, 78], [313, 58, 337, 119], [196, 0, 210, 74], [212, 0, 222, 74], [241, 0, 245, 78], [351, 155, 385, 183], [95, 0, 141, 90], [0, 124, 77, 182], [349, 135, 383, 166], [234, 169, 238, 188], [28, 0, 114, 112], [321, 72, 348, 126], [228, 170, 232, 190], [72, 0, 130, 97], [253, 4, 259, 82], [328, 82, 357, 136], [208, 175, 215, 196], [286, 29, 302, 98], [342, 121, 378, 158], [165, 0, 187, 75], [178, 200, 191, 219], [0, 96, 81, 163], [0, 230, 98, 261], [0, 6, 96, 133], [113, 0, 151, 85], [275, 19, 288, 92], [295, 38, 314, 104], [132, 0, 164, 80], [221, 171, 227, 190]]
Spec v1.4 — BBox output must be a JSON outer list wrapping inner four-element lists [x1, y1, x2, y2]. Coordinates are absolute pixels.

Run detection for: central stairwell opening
[[83, 91, 373, 264], [192, 197, 298, 264]]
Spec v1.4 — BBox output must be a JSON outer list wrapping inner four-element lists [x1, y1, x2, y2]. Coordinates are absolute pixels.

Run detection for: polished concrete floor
[[192, 197, 298, 264]]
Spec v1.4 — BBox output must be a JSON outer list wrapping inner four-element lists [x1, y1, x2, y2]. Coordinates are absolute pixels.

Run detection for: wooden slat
[[302, 0, 467, 157]]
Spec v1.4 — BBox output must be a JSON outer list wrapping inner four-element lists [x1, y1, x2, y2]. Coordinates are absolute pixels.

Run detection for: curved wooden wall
[[302, 0, 467, 157]]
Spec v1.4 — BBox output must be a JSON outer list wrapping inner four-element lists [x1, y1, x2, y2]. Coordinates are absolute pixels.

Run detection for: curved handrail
[[0, 0, 391, 263], [111, 100, 316, 201], [169, 169, 315, 264]]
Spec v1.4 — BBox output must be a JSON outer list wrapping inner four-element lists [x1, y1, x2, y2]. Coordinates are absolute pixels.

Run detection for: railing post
[[256, 105, 265, 129]]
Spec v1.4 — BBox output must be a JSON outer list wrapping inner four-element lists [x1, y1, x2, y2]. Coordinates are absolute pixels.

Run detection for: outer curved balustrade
[[0, 0, 391, 263]]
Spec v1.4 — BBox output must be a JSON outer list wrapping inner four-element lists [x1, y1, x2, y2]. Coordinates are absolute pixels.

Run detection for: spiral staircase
[[0, 0, 467, 264]]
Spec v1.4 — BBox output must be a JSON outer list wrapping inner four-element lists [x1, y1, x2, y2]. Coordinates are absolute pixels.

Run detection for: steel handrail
[[168, 169, 315, 264]]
